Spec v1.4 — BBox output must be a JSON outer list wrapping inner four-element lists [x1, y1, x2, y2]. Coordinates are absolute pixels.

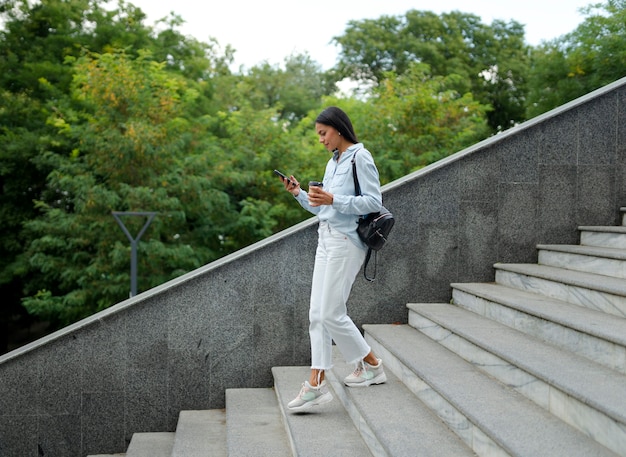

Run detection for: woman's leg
[[309, 369, 325, 386], [312, 226, 386, 387], [310, 224, 370, 369], [288, 230, 335, 411], [363, 351, 378, 365], [308, 225, 335, 378]]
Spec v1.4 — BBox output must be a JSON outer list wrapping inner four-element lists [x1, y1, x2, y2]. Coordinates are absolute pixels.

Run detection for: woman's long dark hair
[[315, 106, 359, 144]]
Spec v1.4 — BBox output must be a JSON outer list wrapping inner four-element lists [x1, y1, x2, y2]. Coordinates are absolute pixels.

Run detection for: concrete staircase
[[93, 208, 626, 457]]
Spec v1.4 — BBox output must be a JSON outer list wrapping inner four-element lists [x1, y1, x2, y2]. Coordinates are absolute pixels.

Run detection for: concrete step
[[494, 263, 626, 317], [451, 282, 626, 374], [225, 388, 291, 456], [364, 323, 619, 457], [327, 347, 475, 457], [171, 410, 226, 457], [271, 366, 373, 457], [125, 432, 174, 457], [537, 244, 626, 279], [407, 303, 626, 456], [580, 226, 626, 249]]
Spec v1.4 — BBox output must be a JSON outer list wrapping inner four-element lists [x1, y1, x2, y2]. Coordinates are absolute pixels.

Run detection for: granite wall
[[1, 77, 625, 456]]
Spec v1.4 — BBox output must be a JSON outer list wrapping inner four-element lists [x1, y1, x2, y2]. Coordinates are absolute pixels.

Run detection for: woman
[[278, 106, 386, 412]]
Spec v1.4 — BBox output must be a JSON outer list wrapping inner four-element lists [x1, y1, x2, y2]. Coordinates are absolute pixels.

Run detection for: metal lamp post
[[112, 211, 156, 297]]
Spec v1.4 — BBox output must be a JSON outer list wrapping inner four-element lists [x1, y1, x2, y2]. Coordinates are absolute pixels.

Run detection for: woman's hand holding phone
[[274, 169, 300, 196]]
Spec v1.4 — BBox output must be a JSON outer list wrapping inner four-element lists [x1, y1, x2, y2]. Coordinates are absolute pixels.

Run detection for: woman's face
[[315, 123, 341, 152]]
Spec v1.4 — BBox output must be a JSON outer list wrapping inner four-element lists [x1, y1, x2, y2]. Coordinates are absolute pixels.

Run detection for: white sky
[[124, 0, 592, 71]]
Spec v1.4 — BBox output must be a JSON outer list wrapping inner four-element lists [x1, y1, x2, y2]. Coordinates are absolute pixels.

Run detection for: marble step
[[407, 303, 626, 456], [579, 226, 626, 249], [494, 263, 626, 318], [327, 347, 475, 457], [537, 244, 626, 279], [225, 388, 291, 456], [171, 410, 226, 457], [364, 324, 619, 457], [451, 282, 626, 374], [125, 432, 174, 457], [272, 366, 373, 457]]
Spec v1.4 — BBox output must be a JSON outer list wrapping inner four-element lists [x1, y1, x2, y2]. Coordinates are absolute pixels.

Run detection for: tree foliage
[[333, 10, 530, 132], [526, 0, 626, 117], [328, 65, 489, 181], [238, 53, 336, 122], [21, 49, 209, 322]]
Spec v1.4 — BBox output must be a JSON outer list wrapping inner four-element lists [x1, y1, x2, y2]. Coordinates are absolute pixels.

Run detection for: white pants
[[309, 222, 370, 370]]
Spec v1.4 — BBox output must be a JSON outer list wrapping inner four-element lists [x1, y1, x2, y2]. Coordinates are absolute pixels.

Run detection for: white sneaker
[[287, 380, 333, 412], [344, 359, 387, 387]]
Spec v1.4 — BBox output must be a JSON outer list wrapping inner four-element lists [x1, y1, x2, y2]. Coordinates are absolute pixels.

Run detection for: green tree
[[333, 10, 530, 132], [20, 49, 221, 323], [210, 102, 324, 245], [329, 64, 490, 182], [526, 0, 626, 118], [0, 89, 50, 342], [0, 0, 238, 339], [0, 0, 156, 94], [237, 53, 335, 122], [17, 46, 329, 324]]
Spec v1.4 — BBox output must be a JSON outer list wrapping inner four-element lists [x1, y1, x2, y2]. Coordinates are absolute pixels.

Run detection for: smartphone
[[309, 181, 323, 187], [273, 169, 291, 184]]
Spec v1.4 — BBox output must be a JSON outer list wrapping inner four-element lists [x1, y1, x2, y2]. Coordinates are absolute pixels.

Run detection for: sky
[[122, 0, 593, 71]]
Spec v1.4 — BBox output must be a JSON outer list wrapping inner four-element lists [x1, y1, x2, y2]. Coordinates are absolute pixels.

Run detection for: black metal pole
[[112, 212, 156, 297]]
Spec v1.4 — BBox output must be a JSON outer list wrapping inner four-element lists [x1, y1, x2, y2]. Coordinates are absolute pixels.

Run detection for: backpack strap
[[351, 148, 361, 196], [363, 248, 376, 282], [352, 148, 377, 281]]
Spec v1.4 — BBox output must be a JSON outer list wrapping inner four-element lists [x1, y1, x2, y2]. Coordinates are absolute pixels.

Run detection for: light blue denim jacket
[[295, 143, 382, 249]]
